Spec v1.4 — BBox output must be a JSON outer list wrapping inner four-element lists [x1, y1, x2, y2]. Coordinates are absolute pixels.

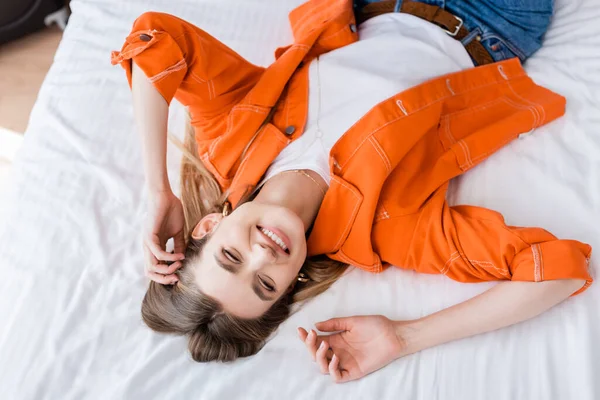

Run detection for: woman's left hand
[[298, 315, 415, 383], [143, 189, 186, 285]]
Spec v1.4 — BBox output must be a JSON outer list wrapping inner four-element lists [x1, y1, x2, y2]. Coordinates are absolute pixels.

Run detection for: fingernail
[[171, 279, 178, 284], [308, 330, 314, 338], [332, 354, 337, 362], [179, 255, 185, 260], [319, 341, 326, 350]]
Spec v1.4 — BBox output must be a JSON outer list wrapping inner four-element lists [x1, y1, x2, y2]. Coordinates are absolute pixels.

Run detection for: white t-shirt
[[258, 13, 474, 187]]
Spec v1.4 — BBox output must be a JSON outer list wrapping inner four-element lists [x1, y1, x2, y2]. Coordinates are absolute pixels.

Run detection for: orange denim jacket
[[112, 0, 593, 294]]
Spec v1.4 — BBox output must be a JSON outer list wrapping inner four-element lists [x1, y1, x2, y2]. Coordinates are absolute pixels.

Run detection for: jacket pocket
[[306, 175, 363, 257], [442, 96, 539, 171]]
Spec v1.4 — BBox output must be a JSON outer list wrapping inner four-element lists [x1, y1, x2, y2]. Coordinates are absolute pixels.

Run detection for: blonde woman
[[112, 0, 592, 383]]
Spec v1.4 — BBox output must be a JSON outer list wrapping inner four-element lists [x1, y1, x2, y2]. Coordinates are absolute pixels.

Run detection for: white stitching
[[505, 79, 546, 125], [234, 105, 269, 113], [441, 251, 510, 279], [539, 245, 544, 281], [497, 65, 508, 80], [396, 100, 408, 116], [446, 79, 455, 95], [375, 209, 391, 221], [503, 96, 539, 130], [532, 244, 541, 282], [463, 140, 473, 168], [289, 43, 311, 50], [230, 127, 270, 180], [469, 259, 511, 279], [443, 116, 456, 145], [189, 71, 207, 82], [331, 178, 362, 250], [457, 140, 472, 169], [441, 252, 460, 275], [149, 58, 187, 83], [213, 79, 219, 101], [208, 78, 215, 100], [368, 137, 391, 172]]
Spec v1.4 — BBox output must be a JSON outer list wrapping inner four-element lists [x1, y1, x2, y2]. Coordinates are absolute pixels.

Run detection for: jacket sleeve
[[111, 12, 263, 115], [423, 196, 593, 296]]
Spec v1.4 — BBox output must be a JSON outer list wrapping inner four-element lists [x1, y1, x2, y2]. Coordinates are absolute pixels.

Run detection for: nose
[[246, 243, 276, 272]]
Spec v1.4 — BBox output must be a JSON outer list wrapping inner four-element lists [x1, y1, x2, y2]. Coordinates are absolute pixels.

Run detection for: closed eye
[[222, 248, 241, 263], [259, 277, 275, 292]]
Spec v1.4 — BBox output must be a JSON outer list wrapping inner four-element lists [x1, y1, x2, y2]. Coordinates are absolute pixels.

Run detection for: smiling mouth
[[258, 226, 290, 254]]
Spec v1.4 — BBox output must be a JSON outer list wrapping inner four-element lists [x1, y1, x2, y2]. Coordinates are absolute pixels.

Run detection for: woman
[[112, 0, 592, 383]]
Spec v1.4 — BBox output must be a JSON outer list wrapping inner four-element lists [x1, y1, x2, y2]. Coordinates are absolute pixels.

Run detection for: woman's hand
[[143, 189, 186, 285], [298, 280, 584, 383], [298, 315, 416, 383]]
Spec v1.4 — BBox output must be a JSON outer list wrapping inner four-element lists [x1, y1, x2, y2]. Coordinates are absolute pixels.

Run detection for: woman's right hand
[[143, 189, 186, 285]]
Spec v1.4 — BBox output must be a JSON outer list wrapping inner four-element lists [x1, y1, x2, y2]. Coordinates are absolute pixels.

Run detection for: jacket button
[[285, 126, 296, 135], [349, 24, 357, 33], [139, 34, 152, 42]]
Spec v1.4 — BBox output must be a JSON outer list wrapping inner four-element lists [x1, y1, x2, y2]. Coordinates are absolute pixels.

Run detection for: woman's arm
[[132, 62, 186, 283], [298, 278, 585, 383], [397, 278, 585, 355], [132, 62, 170, 193]]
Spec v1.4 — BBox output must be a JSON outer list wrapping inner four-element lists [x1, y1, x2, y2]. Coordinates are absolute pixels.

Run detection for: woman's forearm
[[131, 62, 171, 193], [397, 279, 585, 355]]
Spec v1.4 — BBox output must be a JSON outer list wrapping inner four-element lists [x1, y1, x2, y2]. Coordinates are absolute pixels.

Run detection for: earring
[[297, 272, 310, 283], [222, 201, 231, 217]]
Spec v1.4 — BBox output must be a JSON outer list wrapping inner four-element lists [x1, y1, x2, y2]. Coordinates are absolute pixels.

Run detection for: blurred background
[[0, 0, 68, 190]]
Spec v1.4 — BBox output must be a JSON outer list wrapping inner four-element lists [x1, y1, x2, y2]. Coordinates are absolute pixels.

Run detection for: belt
[[356, 1, 494, 66]]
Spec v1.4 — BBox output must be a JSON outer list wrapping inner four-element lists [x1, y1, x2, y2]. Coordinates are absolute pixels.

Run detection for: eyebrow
[[214, 254, 275, 302]]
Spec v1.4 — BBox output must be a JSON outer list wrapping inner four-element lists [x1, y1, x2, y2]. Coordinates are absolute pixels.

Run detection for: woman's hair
[[141, 114, 348, 362]]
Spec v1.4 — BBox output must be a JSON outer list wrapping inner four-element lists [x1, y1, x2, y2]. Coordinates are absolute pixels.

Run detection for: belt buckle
[[443, 15, 463, 37]]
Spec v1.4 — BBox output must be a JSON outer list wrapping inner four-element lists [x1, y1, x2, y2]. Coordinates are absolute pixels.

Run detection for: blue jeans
[[354, 0, 554, 64]]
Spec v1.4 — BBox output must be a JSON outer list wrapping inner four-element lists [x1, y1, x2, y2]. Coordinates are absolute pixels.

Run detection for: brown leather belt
[[356, 1, 494, 66]]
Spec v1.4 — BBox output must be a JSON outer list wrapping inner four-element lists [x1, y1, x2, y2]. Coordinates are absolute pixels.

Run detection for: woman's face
[[192, 202, 308, 318]]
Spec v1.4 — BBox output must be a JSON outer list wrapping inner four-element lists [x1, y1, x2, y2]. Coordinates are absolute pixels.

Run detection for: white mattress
[[1, 0, 599, 398]]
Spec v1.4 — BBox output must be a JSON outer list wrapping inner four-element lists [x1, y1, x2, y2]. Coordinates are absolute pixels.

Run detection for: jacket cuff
[[511, 240, 593, 296]]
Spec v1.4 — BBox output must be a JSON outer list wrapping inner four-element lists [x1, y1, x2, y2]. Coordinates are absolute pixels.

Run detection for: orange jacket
[[112, 0, 592, 293]]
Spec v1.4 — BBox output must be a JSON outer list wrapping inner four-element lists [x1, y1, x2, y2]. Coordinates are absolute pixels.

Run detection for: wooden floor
[[0, 27, 63, 191], [0, 26, 63, 133]]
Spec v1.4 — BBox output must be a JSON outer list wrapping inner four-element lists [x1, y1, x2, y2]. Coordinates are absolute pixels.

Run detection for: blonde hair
[[141, 114, 348, 361]]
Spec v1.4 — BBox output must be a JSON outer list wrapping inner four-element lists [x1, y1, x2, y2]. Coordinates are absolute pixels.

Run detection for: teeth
[[260, 228, 288, 252]]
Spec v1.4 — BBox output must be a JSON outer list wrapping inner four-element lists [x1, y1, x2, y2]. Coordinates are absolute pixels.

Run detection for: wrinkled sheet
[[1, 0, 599, 398]]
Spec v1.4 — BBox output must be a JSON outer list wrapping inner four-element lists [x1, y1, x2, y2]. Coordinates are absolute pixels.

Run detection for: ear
[[191, 213, 224, 240]]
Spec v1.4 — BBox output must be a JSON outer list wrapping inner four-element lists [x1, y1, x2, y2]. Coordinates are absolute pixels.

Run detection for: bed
[[1, 0, 599, 398]]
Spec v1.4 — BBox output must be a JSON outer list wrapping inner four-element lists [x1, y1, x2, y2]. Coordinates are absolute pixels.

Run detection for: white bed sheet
[[1, 0, 599, 398]]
